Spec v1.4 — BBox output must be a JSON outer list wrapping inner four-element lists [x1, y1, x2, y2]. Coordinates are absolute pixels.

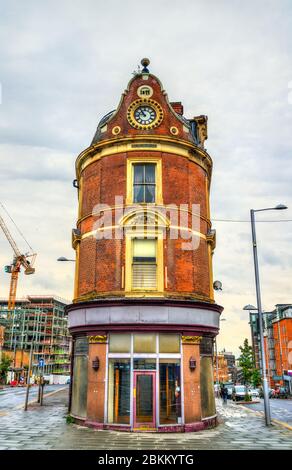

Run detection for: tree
[[238, 339, 254, 384], [0, 353, 12, 385], [251, 368, 262, 388], [238, 339, 254, 401]]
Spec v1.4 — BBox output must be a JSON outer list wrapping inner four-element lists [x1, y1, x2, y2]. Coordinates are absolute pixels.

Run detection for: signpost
[[24, 343, 33, 411], [38, 358, 45, 368], [38, 358, 45, 405]]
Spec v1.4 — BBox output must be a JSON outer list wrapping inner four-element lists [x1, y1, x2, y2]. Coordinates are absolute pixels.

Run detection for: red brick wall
[[273, 318, 292, 376], [77, 151, 211, 299], [75, 71, 213, 301], [93, 74, 193, 144]]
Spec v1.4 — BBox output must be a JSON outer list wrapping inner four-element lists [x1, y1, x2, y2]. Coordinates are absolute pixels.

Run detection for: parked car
[[232, 385, 251, 401], [249, 388, 260, 399]]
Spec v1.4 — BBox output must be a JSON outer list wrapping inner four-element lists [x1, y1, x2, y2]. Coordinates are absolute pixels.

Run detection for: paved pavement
[[0, 385, 67, 412], [0, 389, 291, 450], [242, 398, 292, 425]]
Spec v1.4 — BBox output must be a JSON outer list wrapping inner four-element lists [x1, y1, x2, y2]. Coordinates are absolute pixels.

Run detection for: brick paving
[[0, 389, 291, 450]]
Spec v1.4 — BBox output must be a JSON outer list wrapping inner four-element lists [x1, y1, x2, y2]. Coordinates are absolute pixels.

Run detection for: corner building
[[67, 60, 223, 432]]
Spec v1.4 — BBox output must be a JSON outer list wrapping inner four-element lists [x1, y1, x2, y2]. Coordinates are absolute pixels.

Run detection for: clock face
[[134, 106, 156, 125], [127, 99, 164, 129]]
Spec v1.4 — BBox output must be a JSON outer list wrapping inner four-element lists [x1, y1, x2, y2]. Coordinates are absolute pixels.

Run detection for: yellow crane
[[0, 204, 36, 316]]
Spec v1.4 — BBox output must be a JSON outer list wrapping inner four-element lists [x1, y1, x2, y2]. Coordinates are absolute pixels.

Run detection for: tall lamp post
[[249, 203, 287, 426], [57, 256, 76, 412]]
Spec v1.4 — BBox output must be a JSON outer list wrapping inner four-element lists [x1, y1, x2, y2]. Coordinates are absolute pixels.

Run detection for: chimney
[[170, 101, 184, 115]]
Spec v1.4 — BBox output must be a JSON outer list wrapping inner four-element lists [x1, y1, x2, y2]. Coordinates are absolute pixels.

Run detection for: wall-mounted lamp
[[92, 357, 100, 371], [189, 357, 196, 371]]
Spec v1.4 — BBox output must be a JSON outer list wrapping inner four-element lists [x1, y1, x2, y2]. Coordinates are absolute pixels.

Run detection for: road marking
[[270, 418, 292, 431], [239, 404, 292, 431]]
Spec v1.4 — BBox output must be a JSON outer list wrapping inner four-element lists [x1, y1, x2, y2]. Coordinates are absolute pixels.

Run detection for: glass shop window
[[159, 360, 181, 425], [159, 334, 180, 353], [109, 334, 131, 353], [133, 163, 156, 203], [133, 333, 156, 353], [108, 359, 131, 424], [132, 238, 157, 290], [134, 359, 156, 370]]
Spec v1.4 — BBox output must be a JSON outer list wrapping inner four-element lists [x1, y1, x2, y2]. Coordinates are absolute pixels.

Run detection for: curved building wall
[[68, 67, 222, 432]]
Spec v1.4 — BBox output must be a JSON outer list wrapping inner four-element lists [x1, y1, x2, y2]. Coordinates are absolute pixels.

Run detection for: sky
[[0, 0, 291, 356]]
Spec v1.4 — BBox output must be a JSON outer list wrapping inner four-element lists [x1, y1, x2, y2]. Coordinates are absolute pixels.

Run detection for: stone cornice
[[75, 135, 213, 181], [66, 296, 223, 314]]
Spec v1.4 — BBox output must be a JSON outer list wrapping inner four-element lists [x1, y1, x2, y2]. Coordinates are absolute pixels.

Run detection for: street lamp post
[[250, 204, 287, 426]]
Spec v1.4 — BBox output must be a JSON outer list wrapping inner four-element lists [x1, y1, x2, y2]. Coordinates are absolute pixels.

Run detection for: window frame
[[126, 157, 163, 205], [133, 163, 156, 204], [125, 232, 164, 294], [132, 238, 157, 291]]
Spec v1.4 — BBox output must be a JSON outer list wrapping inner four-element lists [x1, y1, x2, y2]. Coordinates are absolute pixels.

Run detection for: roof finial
[[141, 58, 150, 73]]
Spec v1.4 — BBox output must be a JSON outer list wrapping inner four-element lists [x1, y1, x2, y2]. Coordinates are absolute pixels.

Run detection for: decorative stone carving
[[207, 229, 216, 250], [72, 228, 81, 249], [88, 335, 107, 344], [127, 213, 156, 226], [193, 115, 208, 148], [182, 335, 202, 345]]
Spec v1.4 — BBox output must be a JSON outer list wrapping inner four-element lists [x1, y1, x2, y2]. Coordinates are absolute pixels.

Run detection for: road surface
[[242, 397, 292, 425]]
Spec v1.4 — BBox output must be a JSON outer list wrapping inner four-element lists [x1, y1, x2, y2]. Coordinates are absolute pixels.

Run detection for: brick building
[[214, 353, 229, 383], [263, 305, 292, 393], [67, 59, 223, 432], [214, 350, 236, 384]]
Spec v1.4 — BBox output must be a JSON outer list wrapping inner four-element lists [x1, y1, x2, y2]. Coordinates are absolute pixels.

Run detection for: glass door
[[133, 371, 156, 430]]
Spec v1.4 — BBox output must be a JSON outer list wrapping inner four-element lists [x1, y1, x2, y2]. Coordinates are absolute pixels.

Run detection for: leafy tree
[[238, 339, 254, 401], [0, 353, 12, 384], [238, 339, 254, 385], [251, 368, 262, 388]]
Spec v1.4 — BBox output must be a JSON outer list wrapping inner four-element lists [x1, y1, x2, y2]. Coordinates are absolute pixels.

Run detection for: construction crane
[[0, 204, 36, 316]]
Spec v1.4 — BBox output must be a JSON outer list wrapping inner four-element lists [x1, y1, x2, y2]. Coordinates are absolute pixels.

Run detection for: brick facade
[[68, 62, 222, 432]]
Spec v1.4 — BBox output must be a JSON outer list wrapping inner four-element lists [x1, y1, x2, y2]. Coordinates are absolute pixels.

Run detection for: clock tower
[[67, 59, 223, 432]]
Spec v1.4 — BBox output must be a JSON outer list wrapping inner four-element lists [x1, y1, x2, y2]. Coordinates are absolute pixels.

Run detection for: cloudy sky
[[0, 0, 291, 356]]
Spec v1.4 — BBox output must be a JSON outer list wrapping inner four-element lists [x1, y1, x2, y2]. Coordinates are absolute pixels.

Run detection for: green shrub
[[66, 414, 74, 424]]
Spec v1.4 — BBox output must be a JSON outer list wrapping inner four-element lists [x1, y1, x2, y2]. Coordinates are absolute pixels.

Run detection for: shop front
[[70, 328, 217, 432], [107, 333, 182, 431]]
